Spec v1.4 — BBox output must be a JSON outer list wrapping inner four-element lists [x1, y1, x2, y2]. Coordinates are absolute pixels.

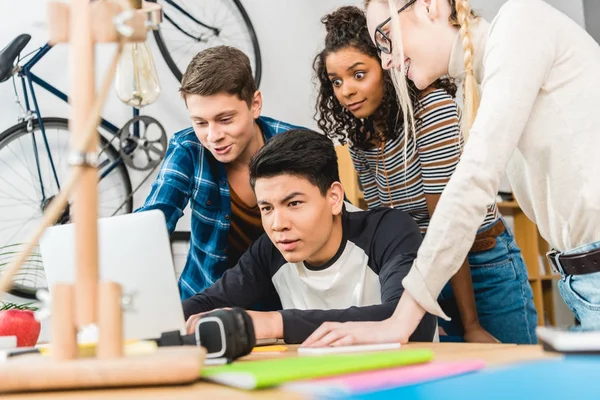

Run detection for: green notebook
[[201, 348, 434, 389]]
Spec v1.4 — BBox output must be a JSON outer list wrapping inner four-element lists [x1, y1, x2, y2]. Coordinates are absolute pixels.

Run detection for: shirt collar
[[255, 116, 275, 141]]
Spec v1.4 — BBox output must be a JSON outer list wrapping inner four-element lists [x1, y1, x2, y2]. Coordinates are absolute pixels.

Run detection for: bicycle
[[0, 35, 169, 299], [150, 0, 262, 86], [0, 0, 262, 299]]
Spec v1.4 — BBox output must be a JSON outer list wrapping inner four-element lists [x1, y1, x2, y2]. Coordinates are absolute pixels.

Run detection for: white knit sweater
[[403, 0, 600, 319]]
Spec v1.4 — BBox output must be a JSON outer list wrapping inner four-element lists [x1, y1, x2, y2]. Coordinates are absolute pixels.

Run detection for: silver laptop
[[39, 210, 186, 341]]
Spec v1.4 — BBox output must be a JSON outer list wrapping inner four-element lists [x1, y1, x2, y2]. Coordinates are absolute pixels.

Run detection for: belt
[[470, 219, 506, 253], [546, 247, 600, 276]]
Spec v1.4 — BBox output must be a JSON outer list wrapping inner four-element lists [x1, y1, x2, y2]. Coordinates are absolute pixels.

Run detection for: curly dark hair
[[313, 6, 456, 150]]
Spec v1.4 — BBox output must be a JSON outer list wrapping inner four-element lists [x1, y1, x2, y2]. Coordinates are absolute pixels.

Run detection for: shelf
[[540, 274, 561, 281], [498, 201, 520, 209], [529, 275, 561, 282]]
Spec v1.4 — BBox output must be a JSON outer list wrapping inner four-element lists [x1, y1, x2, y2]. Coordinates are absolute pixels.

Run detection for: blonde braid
[[387, 0, 417, 185], [455, 0, 480, 140]]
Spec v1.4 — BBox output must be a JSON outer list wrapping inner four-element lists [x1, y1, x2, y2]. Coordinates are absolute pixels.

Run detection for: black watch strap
[[154, 330, 197, 347]]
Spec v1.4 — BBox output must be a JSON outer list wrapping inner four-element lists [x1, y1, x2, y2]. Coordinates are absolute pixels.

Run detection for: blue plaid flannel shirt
[[137, 116, 301, 300]]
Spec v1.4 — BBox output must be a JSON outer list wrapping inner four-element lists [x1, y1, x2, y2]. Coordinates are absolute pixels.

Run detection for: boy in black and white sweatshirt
[[183, 129, 436, 344]]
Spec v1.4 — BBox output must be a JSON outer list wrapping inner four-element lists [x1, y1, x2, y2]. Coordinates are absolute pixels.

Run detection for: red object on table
[[0, 310, 41, 347]]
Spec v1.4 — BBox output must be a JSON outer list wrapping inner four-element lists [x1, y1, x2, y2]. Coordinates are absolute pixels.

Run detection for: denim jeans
[[557, 240, 600, 331], [438, 221, 538, 344]]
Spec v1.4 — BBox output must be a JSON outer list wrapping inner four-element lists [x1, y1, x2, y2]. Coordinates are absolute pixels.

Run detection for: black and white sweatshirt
[[182, 207, 437, 344]]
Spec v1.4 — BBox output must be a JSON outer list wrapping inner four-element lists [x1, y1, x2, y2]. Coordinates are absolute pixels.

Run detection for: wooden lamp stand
[[0, 0, 204, 393]]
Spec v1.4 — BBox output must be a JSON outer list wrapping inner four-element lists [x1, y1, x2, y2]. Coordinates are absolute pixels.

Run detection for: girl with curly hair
[[311, 5, 536, 344]]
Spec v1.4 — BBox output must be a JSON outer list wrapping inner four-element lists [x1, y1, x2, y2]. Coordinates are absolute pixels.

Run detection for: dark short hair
[[180, 45, 256, 105], [249, 129, 340, 195]]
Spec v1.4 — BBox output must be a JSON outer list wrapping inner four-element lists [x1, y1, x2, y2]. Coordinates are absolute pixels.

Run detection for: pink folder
[[284, 359, 486, 397]]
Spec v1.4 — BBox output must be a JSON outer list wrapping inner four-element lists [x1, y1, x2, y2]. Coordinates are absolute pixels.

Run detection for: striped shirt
[[349, 89, 499, 233]]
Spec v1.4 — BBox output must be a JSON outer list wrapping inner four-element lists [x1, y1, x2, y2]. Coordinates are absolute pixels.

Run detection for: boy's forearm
[[278, 303, 399, 344], [246, 311, 284, 339]]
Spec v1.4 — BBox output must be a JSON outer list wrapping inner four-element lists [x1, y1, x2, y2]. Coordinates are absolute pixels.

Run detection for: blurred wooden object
[[0, 347, 205, 393], [47, 0, 161, 44], [0, 0, 206, 393], [97, 282, 124, 359], [70, 0, 99, 331], [50, 284, 78, 360]]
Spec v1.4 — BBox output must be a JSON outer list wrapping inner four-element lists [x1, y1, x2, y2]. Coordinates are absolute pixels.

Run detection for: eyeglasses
[[374, 0, 417, 55]]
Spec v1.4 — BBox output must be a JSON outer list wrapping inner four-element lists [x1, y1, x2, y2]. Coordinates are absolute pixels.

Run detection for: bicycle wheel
[[152, 0, 262, 87], [0, 117, 132, 299]]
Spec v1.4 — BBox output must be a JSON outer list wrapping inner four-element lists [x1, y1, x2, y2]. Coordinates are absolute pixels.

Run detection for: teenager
[[304, 0, 600, 347], [313, 6, 535, 343], [182, 129, 437, 344], [138, 46, 300, 303]]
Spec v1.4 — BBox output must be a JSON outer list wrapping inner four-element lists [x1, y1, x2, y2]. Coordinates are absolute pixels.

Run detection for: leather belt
[[546, 247, 600, 276], [470, 219, 506, 253]]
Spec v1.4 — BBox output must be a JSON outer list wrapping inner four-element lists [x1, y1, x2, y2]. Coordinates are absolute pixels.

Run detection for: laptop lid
[[39, 210, 186, 341]]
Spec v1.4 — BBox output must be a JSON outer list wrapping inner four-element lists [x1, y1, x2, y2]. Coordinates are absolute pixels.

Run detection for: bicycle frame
[[158, 0, 220, 39], [16, 43, 139, 202]]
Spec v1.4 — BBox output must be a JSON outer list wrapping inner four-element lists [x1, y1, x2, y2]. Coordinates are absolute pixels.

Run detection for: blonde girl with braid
[[314, 6, 536, 344], [304, 0, 600, 347]]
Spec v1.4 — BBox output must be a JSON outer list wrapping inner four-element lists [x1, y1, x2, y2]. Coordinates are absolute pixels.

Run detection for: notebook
[[284, 359, 485, 397], [537, 326, 600, 354], [345, 358, 600, 400], [298, 343, 401, 356], [201, 349, 434, 389]]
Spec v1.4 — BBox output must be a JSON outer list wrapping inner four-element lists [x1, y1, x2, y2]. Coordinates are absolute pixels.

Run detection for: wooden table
[[5, 343, 560, 399]]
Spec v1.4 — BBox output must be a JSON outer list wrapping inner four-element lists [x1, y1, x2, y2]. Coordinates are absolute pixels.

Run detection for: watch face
[[197, 316, 227, 358]]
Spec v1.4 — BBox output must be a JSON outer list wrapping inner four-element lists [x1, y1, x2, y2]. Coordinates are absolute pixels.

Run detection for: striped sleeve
[[415, 89, 463, 195], [348, 146, 381, 209]]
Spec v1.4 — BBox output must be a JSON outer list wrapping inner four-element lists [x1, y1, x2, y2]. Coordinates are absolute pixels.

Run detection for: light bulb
[[115, 41, 161, 108]]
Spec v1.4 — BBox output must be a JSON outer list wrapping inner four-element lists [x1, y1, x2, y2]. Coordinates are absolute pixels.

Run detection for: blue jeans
[[438, 222, 538, 344], [557, 241, 600, 331]]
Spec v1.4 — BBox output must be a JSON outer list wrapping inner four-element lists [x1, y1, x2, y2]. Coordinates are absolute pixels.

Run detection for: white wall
[[471, 0, 585, 26]]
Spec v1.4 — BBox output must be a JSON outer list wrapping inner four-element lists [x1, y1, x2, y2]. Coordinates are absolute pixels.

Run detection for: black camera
[[156, 307, 256, 362], [194, 308, 256, 360]]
